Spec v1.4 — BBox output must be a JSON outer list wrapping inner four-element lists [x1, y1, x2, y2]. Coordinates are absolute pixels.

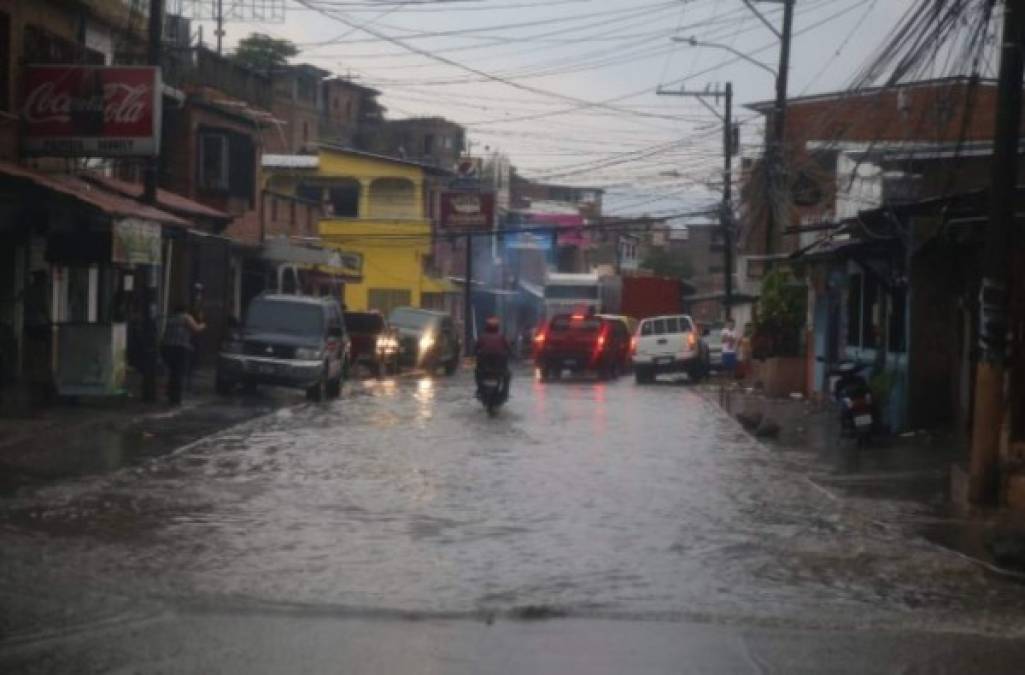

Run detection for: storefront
[[0, 162, 188, 400]]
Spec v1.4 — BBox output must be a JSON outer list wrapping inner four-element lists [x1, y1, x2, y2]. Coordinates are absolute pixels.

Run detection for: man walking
[[161, 304, 205, 405], [720, 318, 738, 377]]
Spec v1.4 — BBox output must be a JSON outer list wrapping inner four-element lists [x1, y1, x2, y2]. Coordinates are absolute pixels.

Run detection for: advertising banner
[[112, 218, 162, 265], [440, 191, 495, 231], [23, 65, 162, 157]]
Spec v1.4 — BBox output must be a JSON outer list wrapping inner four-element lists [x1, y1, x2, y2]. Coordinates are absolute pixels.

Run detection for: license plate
[[656, 357, 673, 365], [563, 359, 577, 367], [258, 364, 276, 375], [482, 378, 500, 388], [855, 414, 872, 428]]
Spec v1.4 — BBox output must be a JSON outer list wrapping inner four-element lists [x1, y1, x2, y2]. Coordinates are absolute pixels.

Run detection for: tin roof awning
[[0, 161, 189, 227], [261, 237, 335, 266], [83, 173, 231, 224], [261, 237, 363, 278]]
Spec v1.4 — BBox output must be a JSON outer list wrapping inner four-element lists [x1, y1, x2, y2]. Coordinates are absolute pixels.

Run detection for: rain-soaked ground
[[3, 368, 1025, 671]]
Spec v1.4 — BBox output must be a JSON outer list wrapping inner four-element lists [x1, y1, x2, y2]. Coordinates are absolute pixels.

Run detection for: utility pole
[[216, 0, 225, 55], [657, 82, 735, 319], [968, 0, 1025, 503], [142, 0, 164, 403], [464, 233, 473, 356], [722, 82, 734, 320], [763, 0, 794, 256]]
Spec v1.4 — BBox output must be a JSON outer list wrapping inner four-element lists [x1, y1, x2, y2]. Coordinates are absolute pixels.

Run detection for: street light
[[672, 37, 778, 78]]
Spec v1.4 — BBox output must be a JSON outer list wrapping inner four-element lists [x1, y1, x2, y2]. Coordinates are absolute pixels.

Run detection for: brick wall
[[261, 191, 322, 240], [742, 80, 1007, 256]]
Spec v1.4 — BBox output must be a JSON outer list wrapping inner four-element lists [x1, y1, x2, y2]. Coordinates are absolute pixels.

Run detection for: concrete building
[[319, 77, 383, 149], [359, 116, 466, 170], [263, 147, 455, 315]]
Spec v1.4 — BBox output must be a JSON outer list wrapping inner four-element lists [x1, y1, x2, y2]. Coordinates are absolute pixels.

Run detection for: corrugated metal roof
[[82, 173, 231, 222], [0, 161, 189, 227], [262, 154, 320, 169]]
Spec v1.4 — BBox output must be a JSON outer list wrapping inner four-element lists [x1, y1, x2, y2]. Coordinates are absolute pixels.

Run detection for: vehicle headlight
[[295, 347, 322, 360], [419, 332, 435, 352], [222, 340, 243, 354]]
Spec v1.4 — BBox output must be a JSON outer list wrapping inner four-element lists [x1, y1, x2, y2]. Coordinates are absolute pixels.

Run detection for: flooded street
[[4, 369, 1025, 672]]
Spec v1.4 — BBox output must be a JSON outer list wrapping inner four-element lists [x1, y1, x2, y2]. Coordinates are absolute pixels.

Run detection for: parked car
[[596, 314, 637, 370], [703, 321, 724, 370], [632, 314, 709, 384], [216, 294, 350, 401], [388, 307, 461, 375], [344, 311, 399, 377], [534, 313, 630, 381]]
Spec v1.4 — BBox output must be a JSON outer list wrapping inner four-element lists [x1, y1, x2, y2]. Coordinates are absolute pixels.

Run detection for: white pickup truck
[[632, 314, 710, 384]]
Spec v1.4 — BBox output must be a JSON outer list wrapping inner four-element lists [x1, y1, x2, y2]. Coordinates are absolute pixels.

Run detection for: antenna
[[174, 0, 286, 54]]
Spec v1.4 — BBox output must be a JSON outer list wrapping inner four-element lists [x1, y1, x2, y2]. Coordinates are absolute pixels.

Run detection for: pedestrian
[[22, 271, 53, 404], [186, 283, 205, 390], [161, 304, 205, 405], [720, 318, 738, 377]]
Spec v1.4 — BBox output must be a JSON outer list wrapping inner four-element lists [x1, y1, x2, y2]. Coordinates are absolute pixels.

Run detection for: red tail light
[[534, 330, 547, 352], [685, 331, 697, 349], [630, 335, 638, 354]]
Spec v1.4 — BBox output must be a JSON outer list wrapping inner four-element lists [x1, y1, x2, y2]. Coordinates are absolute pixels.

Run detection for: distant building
[[360, 116, 466, 170], [320, 77, 383, 148], [264, 64, 330, 154]]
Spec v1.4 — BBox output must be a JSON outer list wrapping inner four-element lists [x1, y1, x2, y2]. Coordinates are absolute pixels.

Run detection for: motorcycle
[[827, 359, 875, 446], [476, 355, 509, 417]]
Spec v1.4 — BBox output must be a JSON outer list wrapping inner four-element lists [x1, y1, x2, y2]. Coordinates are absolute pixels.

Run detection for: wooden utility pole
[[141, 0, 164, 403], [763, 0, 794, 256], [722, 81, 734, 320], [216, 0, 225, 55], [969, 0, 1025, 503], [463, 232, 473, 356], [657, 82, 735, 319]]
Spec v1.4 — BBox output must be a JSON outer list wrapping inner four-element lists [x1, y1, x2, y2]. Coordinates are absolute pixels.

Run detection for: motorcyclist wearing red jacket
[[475, 317, 511, 398]]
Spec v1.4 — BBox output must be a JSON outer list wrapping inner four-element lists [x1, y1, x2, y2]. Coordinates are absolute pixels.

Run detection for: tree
[[232, 33, 298, 73], [640, 248, 693, 281], [753, 267, 806, 358]]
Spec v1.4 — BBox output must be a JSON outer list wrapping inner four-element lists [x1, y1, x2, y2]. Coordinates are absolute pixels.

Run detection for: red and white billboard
[[440, 191, 495, 231], [23, 66, 162, 157]]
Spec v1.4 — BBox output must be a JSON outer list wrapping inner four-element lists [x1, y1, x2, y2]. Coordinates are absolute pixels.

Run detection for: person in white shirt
[[720, 319, 737, 374]]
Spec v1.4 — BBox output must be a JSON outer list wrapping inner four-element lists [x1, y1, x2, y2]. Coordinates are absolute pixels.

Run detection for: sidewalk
[[703, 378, 1025, 579], [0, 369, 282, 495]]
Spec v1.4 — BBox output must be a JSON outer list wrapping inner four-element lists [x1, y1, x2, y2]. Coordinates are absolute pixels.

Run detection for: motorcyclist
[[475, 317, 511, 398]]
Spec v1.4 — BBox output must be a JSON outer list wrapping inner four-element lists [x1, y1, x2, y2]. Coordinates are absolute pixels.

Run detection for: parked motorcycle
[[827, 359, 875, 446]]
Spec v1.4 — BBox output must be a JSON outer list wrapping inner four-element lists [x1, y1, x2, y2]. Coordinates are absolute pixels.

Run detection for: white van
[[632, 314, 709, 384]]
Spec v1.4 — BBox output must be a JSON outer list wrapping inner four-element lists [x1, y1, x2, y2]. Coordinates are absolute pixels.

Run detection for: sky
[[183, 0, 921, 216]]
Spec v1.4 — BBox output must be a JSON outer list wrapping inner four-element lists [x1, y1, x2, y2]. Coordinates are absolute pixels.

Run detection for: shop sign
[[326, 250, 363, 277], [112, 218, 162, 265], [440, 191, 495, 231], [504, 230, 553, 251], [23, 66, 162, 157]]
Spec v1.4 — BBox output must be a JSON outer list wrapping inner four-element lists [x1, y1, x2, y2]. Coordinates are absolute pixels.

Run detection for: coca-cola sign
[[23, 66, 161, 157]]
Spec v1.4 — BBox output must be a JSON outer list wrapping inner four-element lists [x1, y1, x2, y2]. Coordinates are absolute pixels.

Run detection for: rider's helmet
[[484, 317, 500, 333]]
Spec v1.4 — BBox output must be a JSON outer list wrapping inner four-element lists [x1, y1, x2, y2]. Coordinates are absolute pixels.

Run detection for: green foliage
[[640, 248, 693, 281], [869, 370, 896, 410], [753, 267, 806, 357], [232, 33, 299, 73]]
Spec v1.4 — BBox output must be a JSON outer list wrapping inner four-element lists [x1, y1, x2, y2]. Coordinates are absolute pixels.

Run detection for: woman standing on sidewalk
[[161, 305, 205, 406]]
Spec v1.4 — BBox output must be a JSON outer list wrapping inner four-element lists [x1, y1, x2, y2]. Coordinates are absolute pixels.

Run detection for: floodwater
[[3, 369, 1025, 650]]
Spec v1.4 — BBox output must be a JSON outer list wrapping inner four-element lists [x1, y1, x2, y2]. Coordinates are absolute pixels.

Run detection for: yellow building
[[264, 147, 454, 313]]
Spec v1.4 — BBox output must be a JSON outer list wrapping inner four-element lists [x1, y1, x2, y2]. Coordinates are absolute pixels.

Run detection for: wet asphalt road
[[3, 368, 1025, 673]]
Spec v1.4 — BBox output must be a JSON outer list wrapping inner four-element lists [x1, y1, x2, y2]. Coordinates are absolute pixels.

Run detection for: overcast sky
[[187, 0, 921, 216]]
